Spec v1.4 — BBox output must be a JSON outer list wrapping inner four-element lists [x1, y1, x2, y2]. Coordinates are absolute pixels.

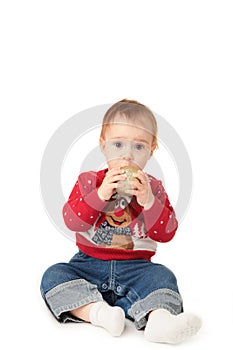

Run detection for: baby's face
[[100, 122, 154, 170]]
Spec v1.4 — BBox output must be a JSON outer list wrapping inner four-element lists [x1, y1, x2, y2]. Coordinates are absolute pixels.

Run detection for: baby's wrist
[[97, 188, 106, 202], [143, 195, 155, 211]]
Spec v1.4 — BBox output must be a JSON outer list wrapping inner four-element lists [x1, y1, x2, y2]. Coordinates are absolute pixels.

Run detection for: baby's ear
[[150, 141, 158, 157], [99, 137, 105, 153]]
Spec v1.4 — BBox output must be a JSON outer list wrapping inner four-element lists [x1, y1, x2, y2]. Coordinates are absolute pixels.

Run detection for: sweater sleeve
[[63, 171, 106, 232], [142, 177, 178, 243]]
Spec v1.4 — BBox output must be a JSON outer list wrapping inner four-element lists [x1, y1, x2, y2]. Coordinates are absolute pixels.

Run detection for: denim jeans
[[40, 251, 183, 329]]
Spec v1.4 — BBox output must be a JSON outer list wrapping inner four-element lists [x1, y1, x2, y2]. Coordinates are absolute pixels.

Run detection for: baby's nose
[[122, 145, 133, 160]]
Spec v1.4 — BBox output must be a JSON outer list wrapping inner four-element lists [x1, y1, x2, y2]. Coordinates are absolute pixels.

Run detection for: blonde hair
[[100, 99, 158, 151]]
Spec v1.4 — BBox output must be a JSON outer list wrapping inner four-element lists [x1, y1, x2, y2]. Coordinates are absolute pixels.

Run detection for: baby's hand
[[126, 170, 155, 210], [98, 168, 126, 201]]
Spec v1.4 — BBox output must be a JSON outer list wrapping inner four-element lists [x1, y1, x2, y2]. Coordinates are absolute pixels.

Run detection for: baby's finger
[[133, 170, 147, 184], [106, 167, 125, 178], [128, 180, 142, 190], [109, 174, 126, 183]]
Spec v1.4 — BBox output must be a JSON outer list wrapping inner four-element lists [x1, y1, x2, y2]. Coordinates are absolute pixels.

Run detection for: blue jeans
[[40, 251, 183, 329]]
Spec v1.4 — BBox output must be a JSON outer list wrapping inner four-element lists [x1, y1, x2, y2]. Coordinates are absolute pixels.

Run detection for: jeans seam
[[109, 260, 116, 290], [45, 279, 88, 298]]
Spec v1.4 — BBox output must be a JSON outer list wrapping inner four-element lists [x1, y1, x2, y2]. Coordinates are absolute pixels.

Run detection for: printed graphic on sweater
[[92, 195, 140, 249]]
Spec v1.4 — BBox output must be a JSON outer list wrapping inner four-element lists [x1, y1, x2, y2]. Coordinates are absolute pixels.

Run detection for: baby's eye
[[113, 141, 123, 148], [135, 143, 144, 150]]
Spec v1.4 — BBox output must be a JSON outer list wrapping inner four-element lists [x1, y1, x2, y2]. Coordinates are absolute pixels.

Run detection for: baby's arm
[[63, 171, 106, 232], [142, 178, 178, 243]]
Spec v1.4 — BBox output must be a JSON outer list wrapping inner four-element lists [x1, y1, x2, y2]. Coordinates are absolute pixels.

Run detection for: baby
[[40, 99, 202, 344]]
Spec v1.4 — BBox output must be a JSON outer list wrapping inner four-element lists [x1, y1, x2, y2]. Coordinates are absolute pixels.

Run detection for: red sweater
[[63, 169, 178, 261]]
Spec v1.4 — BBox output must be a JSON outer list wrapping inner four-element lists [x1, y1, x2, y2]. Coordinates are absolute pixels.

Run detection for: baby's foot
[[90, 301, 125, 336], [144, 309, 202, 344]]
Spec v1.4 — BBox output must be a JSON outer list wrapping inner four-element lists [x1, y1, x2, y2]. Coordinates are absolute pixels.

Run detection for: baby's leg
[[69, 302, 94, 321], [70, 301, 125, 337], [144, 309, 202, 344]]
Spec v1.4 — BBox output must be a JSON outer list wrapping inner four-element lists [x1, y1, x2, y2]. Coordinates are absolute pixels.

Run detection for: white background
[[1, 1, 233, 349]]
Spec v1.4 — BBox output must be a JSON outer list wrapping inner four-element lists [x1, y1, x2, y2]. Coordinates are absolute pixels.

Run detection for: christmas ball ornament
[[117, 166, 139, 196]]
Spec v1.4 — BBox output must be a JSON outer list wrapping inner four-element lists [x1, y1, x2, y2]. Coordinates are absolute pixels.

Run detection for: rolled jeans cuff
[[45, 279, 103, 322], [128, 288, 183, 330]]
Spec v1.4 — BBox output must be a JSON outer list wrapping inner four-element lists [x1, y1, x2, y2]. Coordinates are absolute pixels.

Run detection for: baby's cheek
[[133, 152, 150, 169]]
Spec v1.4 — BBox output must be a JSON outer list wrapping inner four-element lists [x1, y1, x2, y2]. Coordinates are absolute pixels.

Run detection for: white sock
[[89, 301, 125, 337], [144, 309, 202, 344]]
